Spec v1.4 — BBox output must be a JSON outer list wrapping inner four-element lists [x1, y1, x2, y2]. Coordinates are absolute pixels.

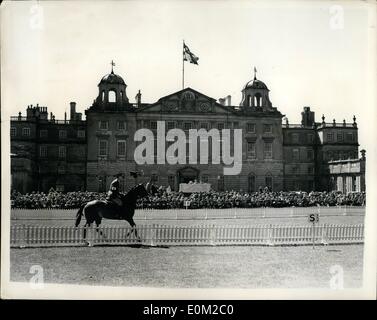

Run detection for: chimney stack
[[226, 95, 231, 106], [70, 102, 76, 120], [219, 98, 225, 106]]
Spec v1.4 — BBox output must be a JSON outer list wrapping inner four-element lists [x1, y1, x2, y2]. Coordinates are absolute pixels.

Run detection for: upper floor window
[[307, 133, 314, 143], [292, 133, 299, 143], [22, 127, 30, 137], [200, 122, 209, 130], [217, 123, 225, 131], [292, 148, 300, 161], [247, 123, 256, 133], [58, 146, 66, 158], [263, 124, 272, 133], [337, 132, 343, 142], [117, 121, 126, 130], [201, 175, 209, 183], [326, 132, 334, 142], [39, 145, 47, 158], [150, 121, 157, 130], [167, 121, 175, 130], [98, 140, 108, 156], [77, 130, 85, 138], [59, 130, 67, 139], [264, 142, 272, 159], [184, 122, 192, 131], [40, 129, 48, 138], [99, 121, 109, 130], [10, 127, 16, 137]]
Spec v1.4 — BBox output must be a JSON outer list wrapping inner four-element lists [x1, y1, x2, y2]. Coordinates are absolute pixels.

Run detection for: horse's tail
[[75, 203, 86, 227]]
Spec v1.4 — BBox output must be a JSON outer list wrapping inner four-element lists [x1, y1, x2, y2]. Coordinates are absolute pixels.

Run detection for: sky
[[1, 0, 376, 151]]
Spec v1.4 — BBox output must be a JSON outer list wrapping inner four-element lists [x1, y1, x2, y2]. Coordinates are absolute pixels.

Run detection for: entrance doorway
[[177, 167, 199, 184]]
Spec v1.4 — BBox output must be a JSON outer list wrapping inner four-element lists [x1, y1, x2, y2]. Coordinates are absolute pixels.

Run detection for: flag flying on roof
[[183, 43, 199, 65]]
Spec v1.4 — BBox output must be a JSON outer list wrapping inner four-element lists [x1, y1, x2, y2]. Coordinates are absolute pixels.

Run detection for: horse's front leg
[[125, 219, 141, 242]]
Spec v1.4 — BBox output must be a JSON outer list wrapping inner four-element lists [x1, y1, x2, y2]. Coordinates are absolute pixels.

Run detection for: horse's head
[[135, 183, 150, 198]]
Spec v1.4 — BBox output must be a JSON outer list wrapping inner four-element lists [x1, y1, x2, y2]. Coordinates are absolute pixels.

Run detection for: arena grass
[[10, 244, 363, 289]]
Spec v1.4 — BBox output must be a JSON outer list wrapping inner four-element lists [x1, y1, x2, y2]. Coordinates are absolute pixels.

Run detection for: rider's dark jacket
[[107, 178, 120, 200]]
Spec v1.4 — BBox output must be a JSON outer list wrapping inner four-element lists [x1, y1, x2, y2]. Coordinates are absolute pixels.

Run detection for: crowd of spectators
[[10, 187, 366, 209]]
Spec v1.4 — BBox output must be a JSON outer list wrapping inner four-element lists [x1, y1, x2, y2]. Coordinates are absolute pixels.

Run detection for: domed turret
[[94, 61, 129, 107], [240, 68, 273, 110]]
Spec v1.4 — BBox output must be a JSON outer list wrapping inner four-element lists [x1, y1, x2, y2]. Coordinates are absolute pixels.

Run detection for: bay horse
[[74, 183, 150, 243]]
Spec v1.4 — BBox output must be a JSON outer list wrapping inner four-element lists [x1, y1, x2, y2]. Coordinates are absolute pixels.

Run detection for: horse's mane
[[122, 184, 144, 203]]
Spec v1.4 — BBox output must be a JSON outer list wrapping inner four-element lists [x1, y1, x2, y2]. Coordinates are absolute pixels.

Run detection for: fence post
[[321, 224, 328, 245], [150, 224, 156, 247], [267, 224, 274, 246]]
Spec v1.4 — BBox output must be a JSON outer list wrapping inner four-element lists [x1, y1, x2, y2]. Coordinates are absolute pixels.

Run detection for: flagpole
[[182, 40, 185, 89]]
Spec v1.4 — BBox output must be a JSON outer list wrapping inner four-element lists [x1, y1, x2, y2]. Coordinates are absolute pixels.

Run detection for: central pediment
[[137, 88, 235, 114]]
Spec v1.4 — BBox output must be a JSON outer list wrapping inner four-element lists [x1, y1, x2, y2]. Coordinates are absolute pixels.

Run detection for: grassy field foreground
[[10, 244, 363, 288]]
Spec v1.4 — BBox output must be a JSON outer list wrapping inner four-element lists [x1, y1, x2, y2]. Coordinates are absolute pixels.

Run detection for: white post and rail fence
[[10, 223, 364, 248]]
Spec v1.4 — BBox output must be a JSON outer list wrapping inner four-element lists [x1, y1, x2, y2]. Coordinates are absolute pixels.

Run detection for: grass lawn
[[10, 244, 363, 289]]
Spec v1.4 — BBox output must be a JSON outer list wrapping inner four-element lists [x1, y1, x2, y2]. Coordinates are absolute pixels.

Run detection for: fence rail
[[10, 224, 364, 248], [10, 206, 365, 221]]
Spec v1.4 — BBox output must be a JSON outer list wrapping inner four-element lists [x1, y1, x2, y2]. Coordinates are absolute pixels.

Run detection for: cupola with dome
[[240, 68, 274, 111], [93, 61, 129, 108]]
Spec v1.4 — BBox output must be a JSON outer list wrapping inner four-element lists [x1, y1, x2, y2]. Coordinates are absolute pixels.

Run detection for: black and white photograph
[[1, 0, 376, 300]]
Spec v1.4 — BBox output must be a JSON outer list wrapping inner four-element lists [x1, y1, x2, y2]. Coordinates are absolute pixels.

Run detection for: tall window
[[307, 149, 314, 160], [265, 176, 273, 191], [337, 132, 343, 142], [218, 175, 224, 191], [247, 142, 256, 159], [292, 133, 299, 143], [307, 133, 314, 143], [117, 140, 126, 157], [247, 123, 256, 133], [217, 123, 225, 131], [39, 145, 47, 158], [168, 175, 175, 190], [117, 121, 126, 130], [264, 142, 272, 159], [59, 130, 67, 139], [58, 146, 66, 158], [22, 127, 30, 136], [248, 174, 256, 193], [98, 140, 108, 156], [10, 127, 16, 137], [292, 148, 299, 161], [150, 121, 157, 130], [99, 121, 109, 130]]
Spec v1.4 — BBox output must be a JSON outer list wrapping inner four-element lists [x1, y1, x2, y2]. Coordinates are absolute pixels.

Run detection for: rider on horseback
[[107, 173, 123, 207]]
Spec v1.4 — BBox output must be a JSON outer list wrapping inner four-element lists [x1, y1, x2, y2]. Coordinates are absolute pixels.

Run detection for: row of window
[[246, 142, 272, 159], [291, 148, 314, 161], [289, 166, 314, 175], [39, 146, 67, 158], [138, 121, 273, 133], [326, 150, 358, 161], [98, 140, 126, 157], [11, 127, 85, 139], [326, 132, 356, 143], [99, 121, 127, 130], [289, 133, 315, 144]]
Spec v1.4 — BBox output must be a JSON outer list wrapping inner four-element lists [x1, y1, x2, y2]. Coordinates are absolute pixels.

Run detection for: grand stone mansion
[[10, 68, 365, 194]]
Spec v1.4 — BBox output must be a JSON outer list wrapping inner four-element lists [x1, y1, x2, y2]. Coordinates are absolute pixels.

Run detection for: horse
[[74, 183, 150, 243]]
